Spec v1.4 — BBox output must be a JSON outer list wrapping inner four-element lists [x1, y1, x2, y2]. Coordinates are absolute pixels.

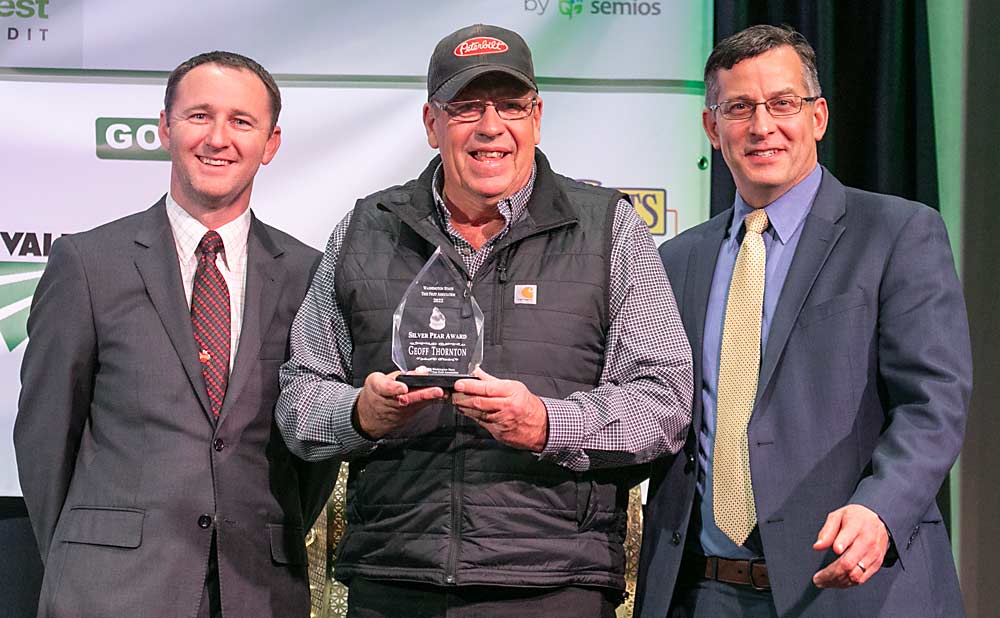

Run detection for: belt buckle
[[747, 557, 768, 591]]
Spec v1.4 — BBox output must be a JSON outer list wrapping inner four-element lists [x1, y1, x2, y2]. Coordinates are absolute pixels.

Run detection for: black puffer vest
[[334, 151, 631, 590]]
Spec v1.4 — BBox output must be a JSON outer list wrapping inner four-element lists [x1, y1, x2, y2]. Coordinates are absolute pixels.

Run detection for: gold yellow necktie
[[714, 208, 769, 545]]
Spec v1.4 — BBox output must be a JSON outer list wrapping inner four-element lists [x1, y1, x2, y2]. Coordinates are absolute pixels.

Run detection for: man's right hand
[[354, 371, 445, 439]]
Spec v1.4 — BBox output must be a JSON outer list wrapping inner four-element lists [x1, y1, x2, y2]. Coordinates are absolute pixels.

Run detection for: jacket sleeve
[[14, 236, 97, 563], [849, 206, 972, 551]]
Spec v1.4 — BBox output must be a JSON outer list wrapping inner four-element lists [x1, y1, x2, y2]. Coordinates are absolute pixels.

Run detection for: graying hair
[[704, 24, 822, 107]]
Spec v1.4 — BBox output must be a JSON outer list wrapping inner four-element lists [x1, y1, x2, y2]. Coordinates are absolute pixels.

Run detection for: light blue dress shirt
[[694, 165, 823, 558]]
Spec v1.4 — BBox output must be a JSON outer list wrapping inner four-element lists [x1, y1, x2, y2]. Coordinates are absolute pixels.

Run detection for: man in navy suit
[[635, 25, 971, 618]]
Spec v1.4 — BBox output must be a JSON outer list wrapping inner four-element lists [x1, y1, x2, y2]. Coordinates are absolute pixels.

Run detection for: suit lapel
[[756, 170, 847, 404], [219, 216, 284, 425], [133, 198, 214, 419], [685, 213, 730, 428]]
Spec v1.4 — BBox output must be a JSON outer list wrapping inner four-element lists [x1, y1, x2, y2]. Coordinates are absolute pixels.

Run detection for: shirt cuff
[[328, 386, 379, 454], [538, 397, 584, 462]]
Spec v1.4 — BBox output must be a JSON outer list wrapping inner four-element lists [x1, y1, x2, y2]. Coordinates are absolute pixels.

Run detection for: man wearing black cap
[[276, 24, 693, 617]]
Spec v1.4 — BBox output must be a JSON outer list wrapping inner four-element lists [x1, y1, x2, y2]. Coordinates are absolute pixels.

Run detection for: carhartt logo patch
[[455, 37, 509, 57], [514, 284, 537, 305]]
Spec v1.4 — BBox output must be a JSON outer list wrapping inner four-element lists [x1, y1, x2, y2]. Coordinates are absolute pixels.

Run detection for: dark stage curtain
[[710, 1, 939, 217], [709, 0, 950, 532]]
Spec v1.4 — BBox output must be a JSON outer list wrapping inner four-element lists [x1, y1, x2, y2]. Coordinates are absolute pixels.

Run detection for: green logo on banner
[[559, 0, 583, 18], [0, 0, 49, 18], [95, 118, 168, 161], [0, 262, 45, 351]]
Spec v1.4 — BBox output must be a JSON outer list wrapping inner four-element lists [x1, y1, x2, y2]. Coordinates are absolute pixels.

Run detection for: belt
[[684, 554, 770, 591]]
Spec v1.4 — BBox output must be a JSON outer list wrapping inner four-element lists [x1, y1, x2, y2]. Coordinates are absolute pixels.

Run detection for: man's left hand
[[452, 367, 548, 452], [812, 504, 890, 588]]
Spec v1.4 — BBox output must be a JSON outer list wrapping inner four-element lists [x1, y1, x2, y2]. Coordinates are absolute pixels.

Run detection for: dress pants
[[668, 578, 778, 618], [347, 576, 619, 618], [196, 532, 223, 618]]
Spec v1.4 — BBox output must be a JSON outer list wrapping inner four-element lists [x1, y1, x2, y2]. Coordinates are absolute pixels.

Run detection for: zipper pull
[[497, 251, 509, 284], [462, 280, 473, 318]]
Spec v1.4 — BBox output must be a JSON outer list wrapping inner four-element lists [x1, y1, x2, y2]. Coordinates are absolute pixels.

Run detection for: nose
[[748, 104, 774, 137], [205, 119, 229, 149], [474, 103, 505, 137]]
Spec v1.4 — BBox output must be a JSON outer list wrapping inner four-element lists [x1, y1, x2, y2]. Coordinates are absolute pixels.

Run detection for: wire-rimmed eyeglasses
[[709, 95, 819, 120], [431, 96, 538, 123]]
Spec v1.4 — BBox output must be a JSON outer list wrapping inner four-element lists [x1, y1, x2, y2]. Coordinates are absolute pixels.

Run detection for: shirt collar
[[430, 162, 537, 231], [730, 164, 822, 244], [165, 193, 252, 267]]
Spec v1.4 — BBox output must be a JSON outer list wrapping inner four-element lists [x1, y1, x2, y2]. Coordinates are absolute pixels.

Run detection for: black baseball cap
[[427, 24, 537, 102]]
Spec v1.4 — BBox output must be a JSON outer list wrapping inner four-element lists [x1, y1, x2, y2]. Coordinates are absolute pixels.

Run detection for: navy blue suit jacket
[[635, 169, 971, 617]]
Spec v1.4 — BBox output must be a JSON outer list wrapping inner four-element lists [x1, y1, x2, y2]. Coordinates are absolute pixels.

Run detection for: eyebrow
[[178, 104, 260, 121], [726, 88, 802, 100]]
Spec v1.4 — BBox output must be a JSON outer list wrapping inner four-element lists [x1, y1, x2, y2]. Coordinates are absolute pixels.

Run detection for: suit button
[[213, 438, 225, 452], [684, 453, 695, 473], [198, 514, 212, 529], [671, 531, 682, 545]]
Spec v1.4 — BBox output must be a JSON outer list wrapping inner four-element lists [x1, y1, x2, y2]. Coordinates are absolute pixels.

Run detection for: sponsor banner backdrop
[[0, 2, 711, 495], [1, 1, 707, 81]]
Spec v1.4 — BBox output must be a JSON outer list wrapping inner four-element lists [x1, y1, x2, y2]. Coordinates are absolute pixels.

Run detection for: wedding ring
[[856, 561, 867, 573]]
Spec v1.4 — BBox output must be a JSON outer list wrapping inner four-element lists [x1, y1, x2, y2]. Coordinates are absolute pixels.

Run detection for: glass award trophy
[[392, 247, 484, 389]]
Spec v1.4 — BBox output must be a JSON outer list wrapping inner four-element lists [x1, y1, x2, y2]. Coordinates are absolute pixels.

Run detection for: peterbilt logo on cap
[[454, 37, 509, 57]]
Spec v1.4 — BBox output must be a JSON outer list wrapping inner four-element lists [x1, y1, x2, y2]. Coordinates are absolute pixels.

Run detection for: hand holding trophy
[[392, 247, 484, 389]]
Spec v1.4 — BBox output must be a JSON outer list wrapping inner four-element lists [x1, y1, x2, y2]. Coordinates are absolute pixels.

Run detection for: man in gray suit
[[14, 51, 337, 618], [635, 25, 971, 617]]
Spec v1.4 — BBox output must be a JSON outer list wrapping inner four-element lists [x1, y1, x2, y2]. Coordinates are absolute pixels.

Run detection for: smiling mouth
[[470, 151, 508, 161], [748, 149, 782, 158], [198, 156, 232, 166]]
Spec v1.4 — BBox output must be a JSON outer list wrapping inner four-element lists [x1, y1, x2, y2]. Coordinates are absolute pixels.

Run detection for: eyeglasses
[[709, 95, 819, 120], [431, 96, 538, 122]]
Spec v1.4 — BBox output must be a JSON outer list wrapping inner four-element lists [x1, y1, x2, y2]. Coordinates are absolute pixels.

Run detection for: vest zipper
[[445, 444, 465, 585], [492, 250, 510, 346]]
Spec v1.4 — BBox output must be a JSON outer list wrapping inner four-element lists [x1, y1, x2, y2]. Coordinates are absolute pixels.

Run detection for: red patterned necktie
[[191, 230, 230, 417]]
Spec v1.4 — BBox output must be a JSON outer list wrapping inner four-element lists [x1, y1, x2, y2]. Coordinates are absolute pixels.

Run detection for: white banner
[[1, 1, 706, 81], [0, 1, 712, 495]]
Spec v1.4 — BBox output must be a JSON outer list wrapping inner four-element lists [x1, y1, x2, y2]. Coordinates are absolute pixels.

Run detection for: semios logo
[[559, 0, 584, 19], [524, 0, 662, 18], [96, 118, 168, 161]]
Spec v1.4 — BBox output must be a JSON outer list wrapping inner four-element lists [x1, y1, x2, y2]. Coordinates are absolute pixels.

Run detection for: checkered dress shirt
[[166, 194, 250, 371], [276, 165, 692, 471]]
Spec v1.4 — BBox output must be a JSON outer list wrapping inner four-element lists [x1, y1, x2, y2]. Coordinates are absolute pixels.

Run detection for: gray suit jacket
[[14, 199, 339, 618], [635, 169, 971, 617]]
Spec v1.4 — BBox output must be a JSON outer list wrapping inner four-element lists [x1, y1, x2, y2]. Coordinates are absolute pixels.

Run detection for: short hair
[[164, 51, 281, 131], [704, 24, 822, 107]]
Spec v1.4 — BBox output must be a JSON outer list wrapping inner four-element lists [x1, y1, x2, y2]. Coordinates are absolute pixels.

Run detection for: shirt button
[[445, 575, 455, 584], [671, 531, 682, 545], [198, 514, 213, 529], [213, 438, 225, 452]]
